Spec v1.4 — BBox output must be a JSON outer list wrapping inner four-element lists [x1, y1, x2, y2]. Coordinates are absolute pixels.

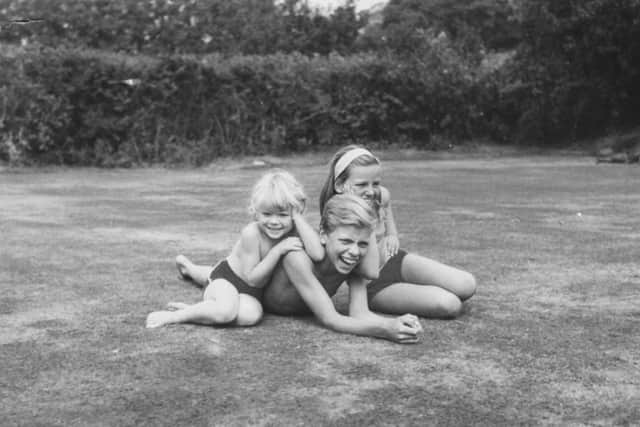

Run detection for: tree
[[371, 0, 520, 55], [507, 0, 640, 141]]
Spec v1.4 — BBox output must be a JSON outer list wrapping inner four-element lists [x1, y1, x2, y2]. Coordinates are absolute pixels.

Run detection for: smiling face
[[255, 206, 294, 241], [321, 225, 371, 274], [337, 163, 382, 204]]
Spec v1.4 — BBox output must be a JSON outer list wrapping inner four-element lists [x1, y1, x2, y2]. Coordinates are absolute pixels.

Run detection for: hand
[[400, 313, 423, 332], [386, 313, 423, 344], [276, 237, 303, 255], [384, 235, 400, 258], [295, 200, 306, 215]]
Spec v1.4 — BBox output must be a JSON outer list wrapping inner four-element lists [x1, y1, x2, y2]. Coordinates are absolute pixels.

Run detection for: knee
[[435, 293, 463, 319], [457, 272, 477, 301], [218, 304, 240, 324], [235, 294, 263, 326], [199, 299, 238, 324]]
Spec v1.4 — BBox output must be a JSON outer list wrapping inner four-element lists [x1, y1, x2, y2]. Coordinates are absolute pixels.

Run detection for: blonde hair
[[320, 194, 377, 235], [249, 169, 306, 215], [319, 145, 381, 214]]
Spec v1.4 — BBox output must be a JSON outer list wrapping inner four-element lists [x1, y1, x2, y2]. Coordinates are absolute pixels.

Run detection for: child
[[146, 169, 323, 328], [318, 145, 477, 318], [262, 193, 423, 343]]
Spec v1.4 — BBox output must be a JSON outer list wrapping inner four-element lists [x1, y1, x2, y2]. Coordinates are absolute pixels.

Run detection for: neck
[[316, 253, 350, 280]]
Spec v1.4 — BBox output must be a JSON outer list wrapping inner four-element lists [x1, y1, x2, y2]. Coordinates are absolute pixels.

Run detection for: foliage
[[501, 0, 640, 143], [0, 0, 365, 56], [1, 46, 498, 165], [363, 0, 521, 57], [2, 0, 640, 164]]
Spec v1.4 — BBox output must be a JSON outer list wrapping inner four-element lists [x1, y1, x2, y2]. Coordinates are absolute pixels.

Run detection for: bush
[[1, 45, 500, 165]]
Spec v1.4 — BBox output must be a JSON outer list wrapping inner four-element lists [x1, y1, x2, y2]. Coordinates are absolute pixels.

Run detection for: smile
[[339, 255, 359, 266]]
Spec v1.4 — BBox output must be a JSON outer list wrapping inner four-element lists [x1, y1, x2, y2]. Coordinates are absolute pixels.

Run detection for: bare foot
[[176, 255, 192, 281], [176, 255, 191, 280], [167, 302, 189, 310], [146, 311, 177, 328]]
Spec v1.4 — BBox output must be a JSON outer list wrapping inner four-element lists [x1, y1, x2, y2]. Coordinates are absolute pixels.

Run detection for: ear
[[334, 182, 344, 194], [319, 230, 327, 245]]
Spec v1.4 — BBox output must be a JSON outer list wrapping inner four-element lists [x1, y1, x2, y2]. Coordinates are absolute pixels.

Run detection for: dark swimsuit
[[366, 249, 408, 299], [208, 260, 263, 300]]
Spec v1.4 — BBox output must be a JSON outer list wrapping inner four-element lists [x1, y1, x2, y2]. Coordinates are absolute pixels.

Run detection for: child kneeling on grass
[[146, 169, 324, 328]]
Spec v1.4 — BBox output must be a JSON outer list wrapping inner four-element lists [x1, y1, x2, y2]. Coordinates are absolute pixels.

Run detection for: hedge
[[1, 46, 496, 166]]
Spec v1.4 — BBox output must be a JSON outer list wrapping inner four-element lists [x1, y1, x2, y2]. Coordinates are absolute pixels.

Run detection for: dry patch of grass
[[1, 156, 639, 426]]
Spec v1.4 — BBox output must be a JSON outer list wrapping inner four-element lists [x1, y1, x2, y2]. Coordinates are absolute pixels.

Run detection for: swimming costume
[[367, 249, 408, 299], [208, 259, 262, 300]]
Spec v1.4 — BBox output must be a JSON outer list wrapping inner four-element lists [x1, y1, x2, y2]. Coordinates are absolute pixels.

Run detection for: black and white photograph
[[1, 0, 639, 425]]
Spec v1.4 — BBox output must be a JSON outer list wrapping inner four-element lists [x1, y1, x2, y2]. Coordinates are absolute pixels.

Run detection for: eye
[[372, 181, 380, 187], [358, 241, 369, 249]]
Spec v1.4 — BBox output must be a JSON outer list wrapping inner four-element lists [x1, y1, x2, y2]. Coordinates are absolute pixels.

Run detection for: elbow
[[308, 249, 324, 263], [358, 265, 379, 280], [246, 274, 265, 289], [317, 312, 342, 331], [303, 244, 324, 263], [363, 270, 379, 280]]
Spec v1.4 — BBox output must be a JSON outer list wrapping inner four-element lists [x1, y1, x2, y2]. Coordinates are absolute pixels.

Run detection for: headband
[[334, 148, 378, 178]]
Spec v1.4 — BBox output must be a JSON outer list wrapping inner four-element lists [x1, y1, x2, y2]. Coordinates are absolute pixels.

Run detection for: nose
[[347, 243, 359, 257], [363, 184, 374, 197], [267, 216, 280, 225]]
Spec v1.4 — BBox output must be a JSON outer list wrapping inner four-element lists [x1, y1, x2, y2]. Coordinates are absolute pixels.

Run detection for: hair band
[[334, 148, 378, 178]]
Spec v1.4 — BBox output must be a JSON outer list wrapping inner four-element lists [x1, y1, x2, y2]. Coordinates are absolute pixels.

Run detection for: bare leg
[[176, 254, 213, 287], [369, 253, 476, 318], [234, 294, 264, 326], [165, 294, 262, 326], [146, 279, 239, 328], [370, 283, 462, 319], [400, 253, 476, 300]]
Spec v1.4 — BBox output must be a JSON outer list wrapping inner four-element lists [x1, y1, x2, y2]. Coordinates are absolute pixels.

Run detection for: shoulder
[[283, 249, 314, 267], [240, 222, 262, 242], [282, 249, 316, 275], [380, 186, 391, 207]]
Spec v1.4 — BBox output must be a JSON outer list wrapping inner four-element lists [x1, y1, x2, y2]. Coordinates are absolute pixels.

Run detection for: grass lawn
[[1, 153, 639, 426]]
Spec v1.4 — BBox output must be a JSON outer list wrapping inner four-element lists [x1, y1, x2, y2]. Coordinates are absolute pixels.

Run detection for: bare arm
[[381, 186, 399, 239], [292, 211, 325, 262], [240, 226, 301, 288], [282, 252, 419, 343], [380, 187, 400, 257], [348, 276, 423, 342], [354, 233, 379, 279]]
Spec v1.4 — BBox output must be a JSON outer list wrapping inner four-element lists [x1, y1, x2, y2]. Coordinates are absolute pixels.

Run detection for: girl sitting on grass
[[146, 169, 323, 328], [263, 193, 423, 343], [318, 145, 477, 318]]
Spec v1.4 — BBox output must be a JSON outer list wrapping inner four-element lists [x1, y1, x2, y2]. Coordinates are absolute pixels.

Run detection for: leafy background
[[1, 0, 639, 165]]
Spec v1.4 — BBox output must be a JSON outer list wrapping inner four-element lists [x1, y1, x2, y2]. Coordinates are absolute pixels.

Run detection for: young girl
[[263, 193, 423, 343], [318, 145, 477, 318], [146, 169, 324, 328]]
